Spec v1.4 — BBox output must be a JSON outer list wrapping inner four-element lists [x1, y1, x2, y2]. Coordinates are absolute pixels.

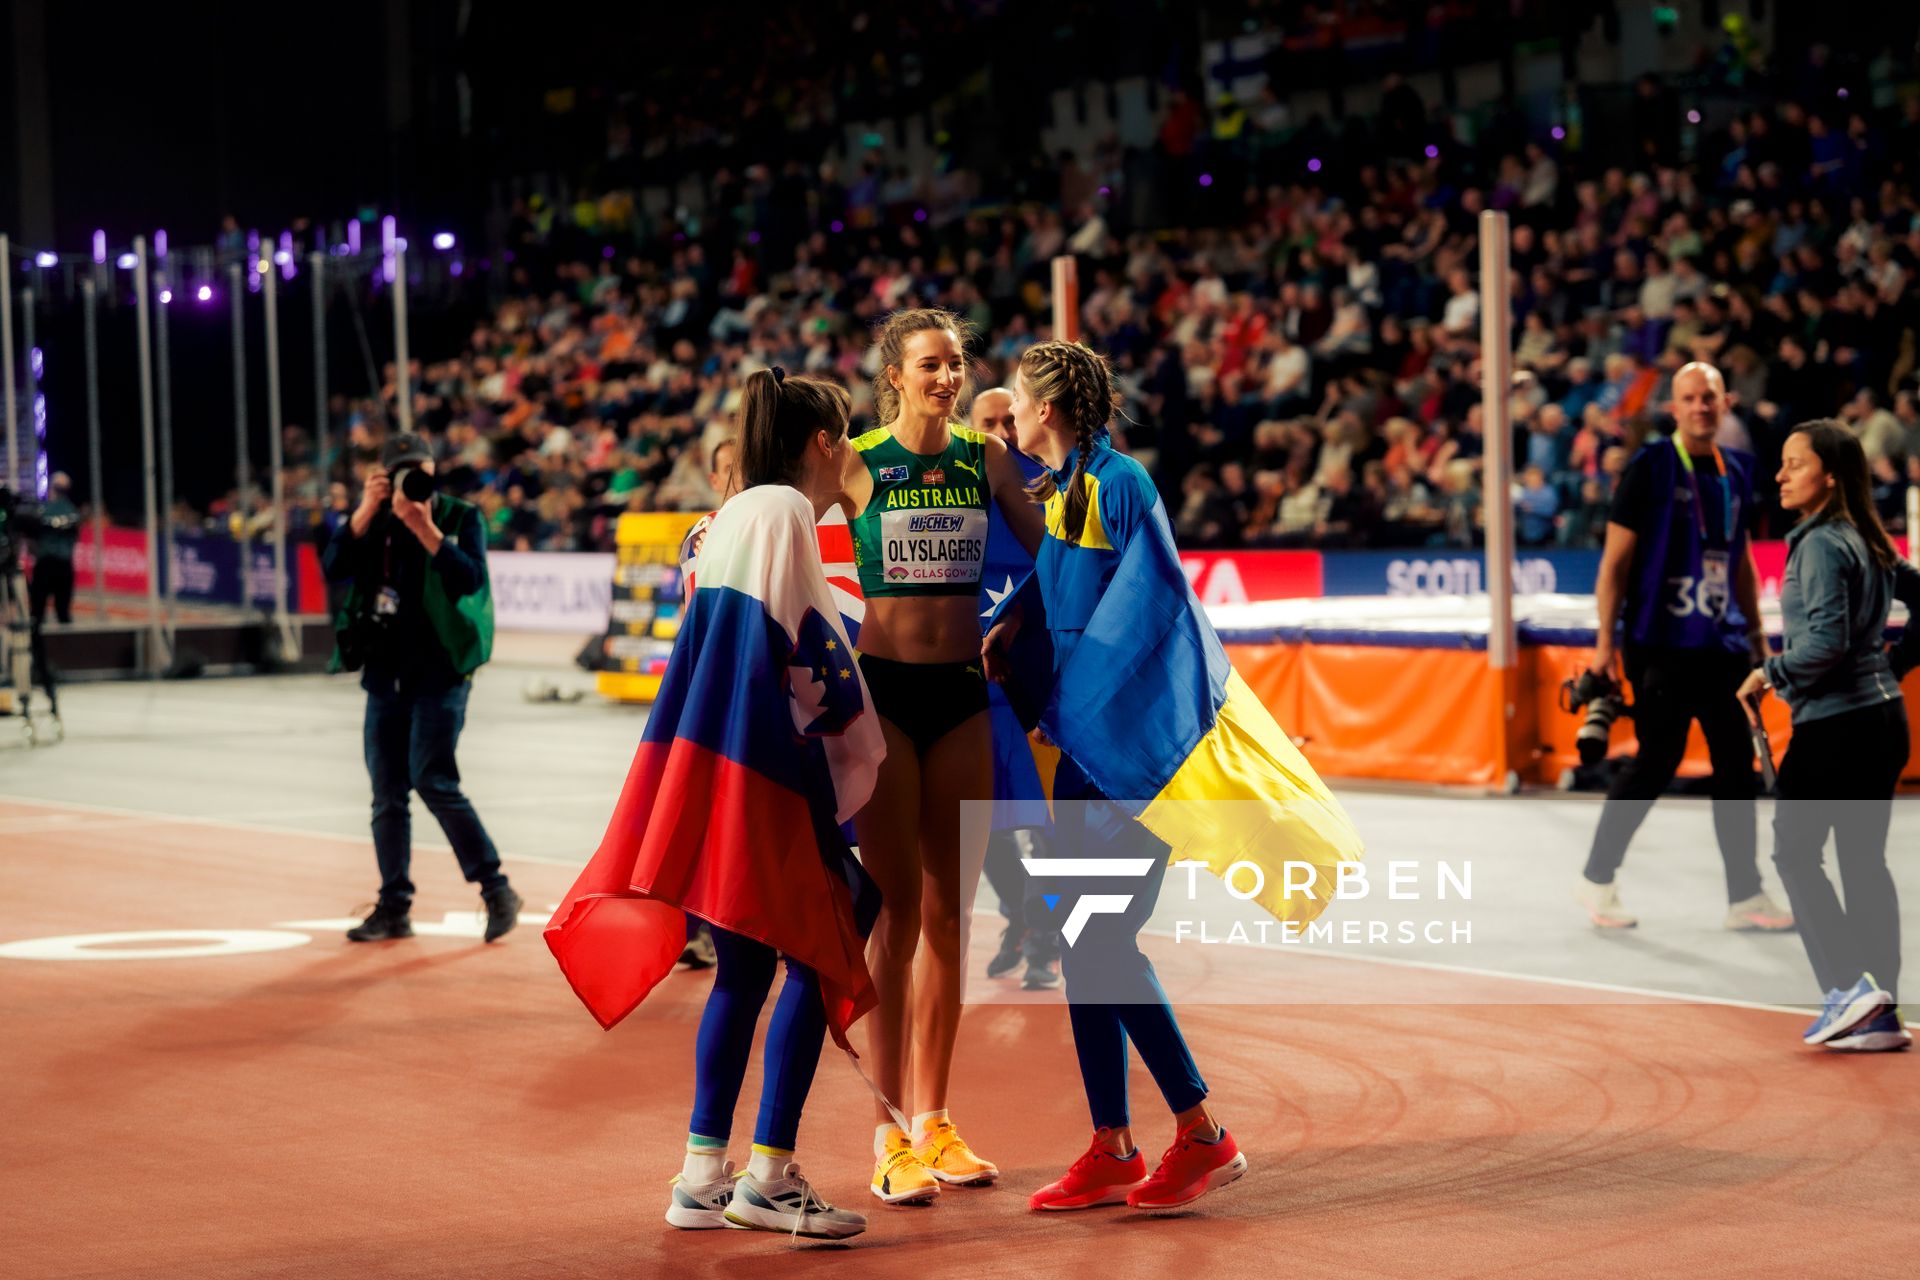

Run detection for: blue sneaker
[[1803, 975, 1893, 1046], [1826, 1006, 1913, 1053]]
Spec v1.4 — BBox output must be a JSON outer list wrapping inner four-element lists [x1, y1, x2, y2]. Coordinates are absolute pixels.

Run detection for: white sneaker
[[725, 1162, 867, 1240], [1575, 875, 1637, 928], [1724, 891, 1795, 932], [664, 1162, 737, 1230]]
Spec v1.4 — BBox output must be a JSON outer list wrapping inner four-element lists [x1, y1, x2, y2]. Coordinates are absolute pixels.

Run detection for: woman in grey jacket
[[1738, 420, 1920, 1051]]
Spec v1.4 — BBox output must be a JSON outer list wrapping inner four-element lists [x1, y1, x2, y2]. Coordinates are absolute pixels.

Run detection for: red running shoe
[[1127, 1123, 1249, 1210], [1028, 1131, 1148, 1211]]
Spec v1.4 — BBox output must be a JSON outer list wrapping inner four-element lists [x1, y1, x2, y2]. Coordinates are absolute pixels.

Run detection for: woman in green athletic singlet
[[840, 308, 1045, 1204]]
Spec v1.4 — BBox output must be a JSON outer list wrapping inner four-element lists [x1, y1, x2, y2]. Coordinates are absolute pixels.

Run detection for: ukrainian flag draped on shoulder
[[992, 465, 1362, 924], [546, 486, 884, 1046]]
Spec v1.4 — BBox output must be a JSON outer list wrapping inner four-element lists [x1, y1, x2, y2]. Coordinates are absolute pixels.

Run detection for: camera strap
[[375, 520, 401, 617]]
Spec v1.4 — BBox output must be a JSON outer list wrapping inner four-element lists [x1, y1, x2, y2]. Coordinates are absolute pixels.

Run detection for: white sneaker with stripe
[[724, 1161, 867, 1239], [664, 1162, 737, 1230]]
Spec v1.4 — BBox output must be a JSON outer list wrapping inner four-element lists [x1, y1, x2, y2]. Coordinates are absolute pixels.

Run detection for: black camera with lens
[[391, 464, 437, 504], [380, 433, 438, 508], [1559, 668, 1632, 766]]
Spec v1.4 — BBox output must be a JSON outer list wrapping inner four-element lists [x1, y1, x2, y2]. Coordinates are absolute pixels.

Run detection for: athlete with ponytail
[[550, 367, 877, 1241], [842, 308, 1045, 1204], [989, 340, 1248, 1213]]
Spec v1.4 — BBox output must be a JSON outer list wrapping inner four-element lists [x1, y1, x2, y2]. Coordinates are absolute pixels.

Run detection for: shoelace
[[1069, 1132, 1128, 1179], [923, 1125, 966, 1159], [781, 1171, 834, 1245], [1150, 1131, 1206, 1181]]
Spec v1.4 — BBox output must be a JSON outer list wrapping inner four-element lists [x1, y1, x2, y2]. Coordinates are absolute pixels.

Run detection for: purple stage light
[[159, 289, 172, 304], [449, 261, 463, 277], [381, 216, 398, 283], [273, 251, 292, 266], [1098, 186, 1111, 196], [197, 285, 214, 303], [1838, 87, 1850, 99], [93, 231, 107, 264], [1199, 173, 1213, 187], [914, 208, 927, 222], [1551, 126, 1566, 140], [347, 221, 362, 255], [30, 348, 43, 378], [1307, 158, 1322, 173], [116, 252, 138, 269], [1687, 110, 1701, 124], [432, 232, 456, 251], [747, 231, 761, 244], [155, 230, 168, 258], [1425, 145, 1440, 159], [604, 245, 617, 259], [830, 220, 844, 233], [35, 251, 56, 268]]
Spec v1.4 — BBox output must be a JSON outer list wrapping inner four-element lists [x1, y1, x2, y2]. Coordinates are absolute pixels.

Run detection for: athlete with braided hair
[[842, 308, 1045, 1204], [989, 339, 1248, 1213]]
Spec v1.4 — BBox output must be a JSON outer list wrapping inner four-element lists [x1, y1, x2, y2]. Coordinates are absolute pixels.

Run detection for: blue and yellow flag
[[989, 516, 1362, 925]]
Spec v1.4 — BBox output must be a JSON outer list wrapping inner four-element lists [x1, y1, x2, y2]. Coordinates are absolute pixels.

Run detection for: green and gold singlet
[[849, 425, 992, 598]]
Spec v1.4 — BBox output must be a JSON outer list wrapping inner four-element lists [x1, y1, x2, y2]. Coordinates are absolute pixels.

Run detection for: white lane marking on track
[[3, 797, 1884, 1029], [960, 907, 1857, 1025], [0, 794, 588, 867]]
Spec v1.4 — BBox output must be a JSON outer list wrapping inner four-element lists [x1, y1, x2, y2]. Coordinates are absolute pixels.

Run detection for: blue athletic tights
[[1051, 757, 1209, 1131], [688, 926, 827, 1151]]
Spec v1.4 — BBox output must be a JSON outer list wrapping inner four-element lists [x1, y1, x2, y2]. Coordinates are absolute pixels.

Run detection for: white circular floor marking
[[0, 930, 314, 960]]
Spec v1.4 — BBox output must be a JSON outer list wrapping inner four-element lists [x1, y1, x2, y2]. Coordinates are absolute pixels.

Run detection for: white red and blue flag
[[548, 486, 884, 1045]]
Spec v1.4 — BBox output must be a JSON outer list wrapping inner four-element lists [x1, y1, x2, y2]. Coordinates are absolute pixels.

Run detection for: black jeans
[[981, 827, 1060, 963], [1772, 699, 1908, 1000], [364, 679, 508, 910], [1583, 646, 1762, 902], [30, 556, 74, 624]]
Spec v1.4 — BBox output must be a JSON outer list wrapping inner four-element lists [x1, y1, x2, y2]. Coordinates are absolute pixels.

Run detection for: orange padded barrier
[[1226, 642, 1920, 791]]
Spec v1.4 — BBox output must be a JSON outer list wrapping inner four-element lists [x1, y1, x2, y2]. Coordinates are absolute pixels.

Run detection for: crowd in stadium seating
[[265, 40, 1920, 557]]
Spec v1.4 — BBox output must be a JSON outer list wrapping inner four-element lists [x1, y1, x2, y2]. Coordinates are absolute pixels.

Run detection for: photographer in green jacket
[[322, 434, 522, 944]]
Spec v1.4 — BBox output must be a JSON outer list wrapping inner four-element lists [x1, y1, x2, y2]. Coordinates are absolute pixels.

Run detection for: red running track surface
[[3, 800, 1916, 1278]]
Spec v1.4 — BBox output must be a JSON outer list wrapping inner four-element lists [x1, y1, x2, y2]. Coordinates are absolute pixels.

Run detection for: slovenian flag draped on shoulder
[[547, 485, 884, 1046], [989, 496, 1362, 925]]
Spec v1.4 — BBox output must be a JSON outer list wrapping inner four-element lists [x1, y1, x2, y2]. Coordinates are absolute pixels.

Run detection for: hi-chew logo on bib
[[879, 507, 987, 584]]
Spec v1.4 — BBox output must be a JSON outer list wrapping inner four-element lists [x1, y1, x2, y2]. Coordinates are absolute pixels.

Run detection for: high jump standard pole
[[1051, 255, 1080, 344], [1479, 210, 1517, 791]]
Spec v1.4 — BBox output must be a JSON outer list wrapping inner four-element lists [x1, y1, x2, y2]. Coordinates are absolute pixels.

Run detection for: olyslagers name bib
[[877, 507, 987, 587]]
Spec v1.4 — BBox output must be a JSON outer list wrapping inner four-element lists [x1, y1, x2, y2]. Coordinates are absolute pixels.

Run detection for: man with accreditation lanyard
[[1574, 362, 1795, 933]]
